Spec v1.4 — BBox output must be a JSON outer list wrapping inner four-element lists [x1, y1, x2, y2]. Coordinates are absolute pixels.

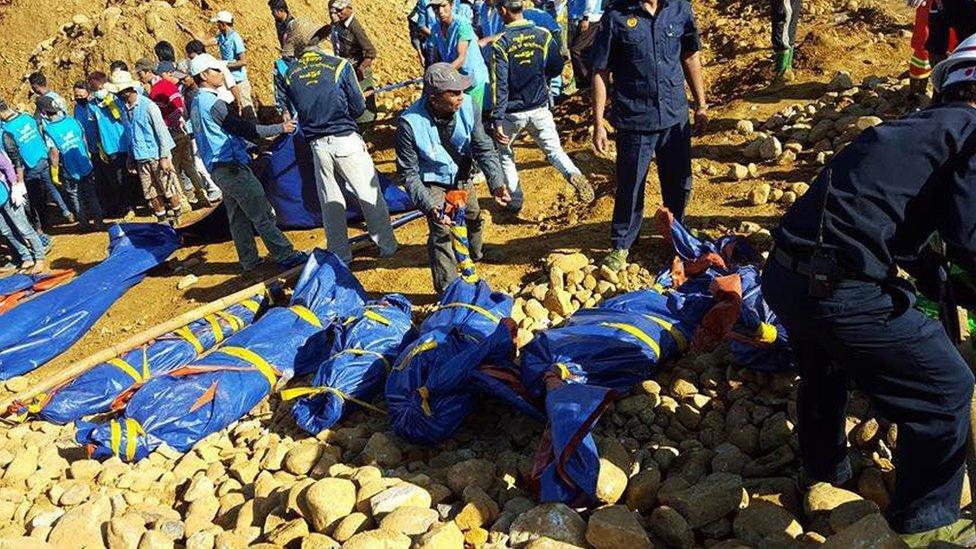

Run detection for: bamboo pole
[[0, 264, 304, 412]]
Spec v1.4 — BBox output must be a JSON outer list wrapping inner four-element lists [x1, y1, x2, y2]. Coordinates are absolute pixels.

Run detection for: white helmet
[[932, 34, 976, 93]]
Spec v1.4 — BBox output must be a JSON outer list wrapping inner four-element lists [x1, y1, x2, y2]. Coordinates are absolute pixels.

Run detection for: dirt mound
[[0, 0, 419, 110]]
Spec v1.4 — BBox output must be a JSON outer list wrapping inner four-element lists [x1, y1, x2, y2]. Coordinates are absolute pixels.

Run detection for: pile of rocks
[[0, 254, 940, 549], [732, 72, 912, 207]]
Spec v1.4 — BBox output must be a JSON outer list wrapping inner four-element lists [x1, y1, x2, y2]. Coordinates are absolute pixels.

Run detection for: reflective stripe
[[288, 305, 323, 328], [240, 299, 260, 313], [437, 302, 499, 323], [109, 357, 144, 383], [205, 314, 224, 343], [417, 386, 433, 417], [217, 346, 279, 388], [174, 325, 205, 354], [395, 339, 438, 371], [641, 314, 687, 351], [599, 322, 660, 360], [280, 386, 385, 414]]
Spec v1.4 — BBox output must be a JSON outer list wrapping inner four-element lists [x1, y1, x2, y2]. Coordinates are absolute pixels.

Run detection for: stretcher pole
[[0, 265, 304, 413]]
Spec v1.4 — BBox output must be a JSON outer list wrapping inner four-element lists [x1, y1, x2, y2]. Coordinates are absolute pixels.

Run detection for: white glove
[[10, 183, 27, 208], [906, 0, 926, 8]]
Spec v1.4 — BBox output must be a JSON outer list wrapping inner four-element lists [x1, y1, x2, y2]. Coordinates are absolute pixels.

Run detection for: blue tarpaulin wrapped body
[[0, 224, 179, 380], [258, 128, 414, 229], [385, 189, 515, 445], [286, 294, 417, 435], [0, 270, 74, 314], [76, 250, 367, 462], [15, 295, 265, 425]]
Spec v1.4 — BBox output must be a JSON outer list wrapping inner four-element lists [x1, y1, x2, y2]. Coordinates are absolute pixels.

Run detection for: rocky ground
[[0, 250, 932, 549], [0, 0, 954, 547]]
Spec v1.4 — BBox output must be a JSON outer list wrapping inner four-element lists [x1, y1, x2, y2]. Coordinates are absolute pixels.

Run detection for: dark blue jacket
[[284, 49, 365, 140], [774, 104, 976, 282], [590, 0, 700, 131], [489, 19, 563, 122]]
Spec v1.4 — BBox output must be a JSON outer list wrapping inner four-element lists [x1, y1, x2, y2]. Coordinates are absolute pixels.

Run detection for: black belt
[[771, 246, 867, 281]]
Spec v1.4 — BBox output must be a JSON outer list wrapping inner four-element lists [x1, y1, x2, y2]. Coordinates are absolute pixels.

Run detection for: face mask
[[75, 97, 88, 105], [94, 90, 108, 100]]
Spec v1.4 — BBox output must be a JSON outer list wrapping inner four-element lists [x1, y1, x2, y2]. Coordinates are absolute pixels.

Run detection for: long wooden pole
[[0, 264, 304, 412]]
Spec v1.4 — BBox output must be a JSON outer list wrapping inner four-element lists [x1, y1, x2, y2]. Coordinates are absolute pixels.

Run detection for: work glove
[[51, 165, 61, 186], [10, 183, 27, 208]]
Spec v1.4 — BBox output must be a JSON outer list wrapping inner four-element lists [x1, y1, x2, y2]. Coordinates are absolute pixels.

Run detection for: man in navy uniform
[[590, 0, 708, 270], [761, 37, 976, 548]]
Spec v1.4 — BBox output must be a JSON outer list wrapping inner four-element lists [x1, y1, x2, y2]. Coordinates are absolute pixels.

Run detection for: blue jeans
[[761, 260, 973, 533], [0, 200, 45, 263], [64, 175, 104, 229], [25, 160, 71, 229], [612, 122, 693, 251]]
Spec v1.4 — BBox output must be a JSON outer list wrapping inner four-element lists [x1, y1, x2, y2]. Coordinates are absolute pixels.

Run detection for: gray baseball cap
[[423, 63, 472, 94]]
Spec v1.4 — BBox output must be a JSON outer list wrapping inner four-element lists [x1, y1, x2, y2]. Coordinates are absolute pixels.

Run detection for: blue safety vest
[[125, 94, 172, 161], [401, 95, 475, 186], [2, 113, 48, 170], [45, 116, 94, 180], [431, 19, 489, 87], [191, 89, 250, 172], [89, 94, 129, 156]]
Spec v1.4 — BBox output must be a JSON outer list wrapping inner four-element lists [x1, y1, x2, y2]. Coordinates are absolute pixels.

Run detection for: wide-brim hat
[[104, 70, 140, 94], [290, 16, 329, 51]]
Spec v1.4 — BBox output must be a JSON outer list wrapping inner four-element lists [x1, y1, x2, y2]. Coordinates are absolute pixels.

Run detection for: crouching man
[[395, 62, 511, 293]]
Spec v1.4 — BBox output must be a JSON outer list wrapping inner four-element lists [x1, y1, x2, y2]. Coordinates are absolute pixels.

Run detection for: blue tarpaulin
[[0, 224, 179, 380], [285, 294, 416, 435], [385, 190, 515, 445], [0, 270, 74, 314], [13, 295, 265, 425], [76, 250, 366, 462]]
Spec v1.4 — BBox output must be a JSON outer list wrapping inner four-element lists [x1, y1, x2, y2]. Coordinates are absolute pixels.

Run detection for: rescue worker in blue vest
[[285, 17, 399, 265], [490, 0, 591, 214], [760, 41, 976, 547], [84, 71, 139, 220], [0, 100, 74, 234], [429, 0, 491, 112], [188, 53, 307, 272], [396, 62, 511, 293], [590, 0, 708, 270], [37, 96, 104, 232]]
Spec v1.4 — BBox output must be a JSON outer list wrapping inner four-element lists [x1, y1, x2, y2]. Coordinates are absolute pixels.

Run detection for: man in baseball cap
[[395, 62, 510, 293]]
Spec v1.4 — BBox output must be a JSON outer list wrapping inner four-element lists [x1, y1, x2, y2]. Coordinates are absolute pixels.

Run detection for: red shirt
[[149, 78, 185, 131]]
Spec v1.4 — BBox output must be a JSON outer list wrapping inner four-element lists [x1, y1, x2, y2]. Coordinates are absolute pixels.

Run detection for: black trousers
[[771, 0, 803, 52]]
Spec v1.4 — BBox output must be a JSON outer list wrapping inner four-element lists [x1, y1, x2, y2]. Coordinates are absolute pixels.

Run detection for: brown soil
[[2, 0, 916, 392]]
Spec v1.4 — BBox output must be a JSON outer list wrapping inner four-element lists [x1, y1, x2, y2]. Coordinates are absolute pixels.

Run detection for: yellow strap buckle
[[217, 346, 279, 388]]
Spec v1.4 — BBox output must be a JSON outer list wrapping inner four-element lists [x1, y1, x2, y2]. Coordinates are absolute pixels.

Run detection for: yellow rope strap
[[417, 386, 433, 417], [214, 311, 244, 331], [240, 299, 260, 313], [288, 305, 323, 328], [394, 339, 438, 371], [109, 418, 146, 461], [599, 322, 661, 361], [555, 362, 573, 380], [205, 314, 224, 344], [363, 309, 392, 326], [641, 314, 688, 351], [108, 353, 149, 384], [216, 346, 279, 388], [339, 349, 391, 372], [280, 386, 385, 414], [173, 325, 204, 354], [436, 302, 500, 323]]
